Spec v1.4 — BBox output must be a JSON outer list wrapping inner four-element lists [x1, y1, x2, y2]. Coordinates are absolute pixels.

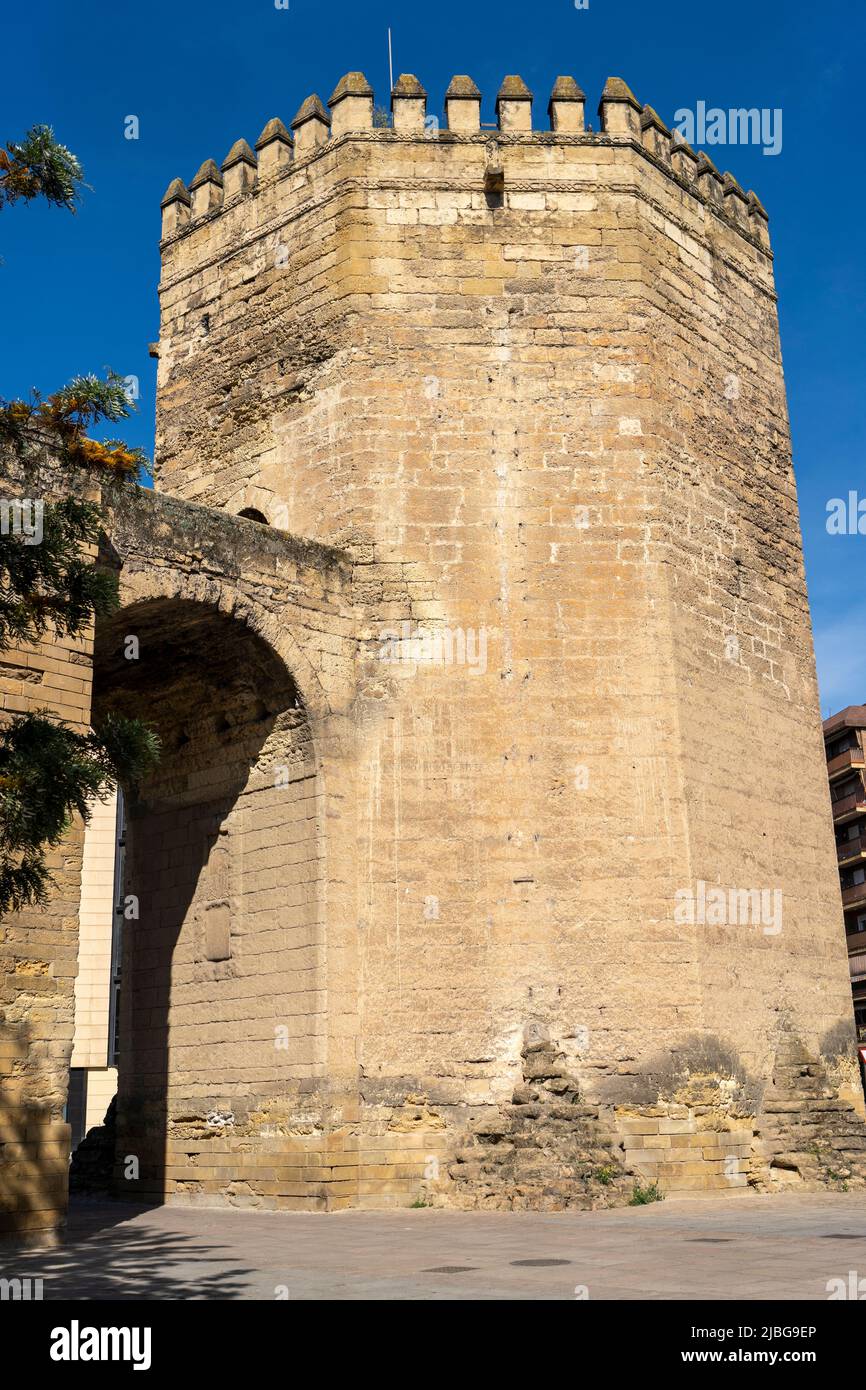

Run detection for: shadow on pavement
[[1, 1198, 253, 1300]]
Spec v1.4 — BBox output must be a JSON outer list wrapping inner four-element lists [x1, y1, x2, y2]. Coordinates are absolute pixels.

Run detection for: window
[[834, 777, 861, 802], [108, 791, 126, 1068]]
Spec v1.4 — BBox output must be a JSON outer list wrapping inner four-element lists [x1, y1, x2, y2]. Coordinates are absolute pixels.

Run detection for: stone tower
[[98, 69, 864, 1212]]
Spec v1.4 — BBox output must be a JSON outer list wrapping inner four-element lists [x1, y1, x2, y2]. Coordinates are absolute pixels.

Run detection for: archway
[[91, 595, 326, 1209]]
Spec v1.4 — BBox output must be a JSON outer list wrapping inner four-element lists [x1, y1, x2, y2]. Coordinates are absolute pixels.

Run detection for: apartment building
[[824, 706, 866, 1041]]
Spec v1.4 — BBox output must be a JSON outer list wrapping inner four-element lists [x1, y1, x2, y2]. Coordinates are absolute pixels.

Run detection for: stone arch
[[91, 583, 330, 1209], [110, 563, 334, 723]]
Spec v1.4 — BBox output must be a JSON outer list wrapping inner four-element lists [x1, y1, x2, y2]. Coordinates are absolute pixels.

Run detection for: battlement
[[159, 70, 771, 252]]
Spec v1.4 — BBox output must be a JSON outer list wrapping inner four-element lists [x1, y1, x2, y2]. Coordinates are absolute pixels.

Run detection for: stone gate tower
[[100, 69, 864, 1211]]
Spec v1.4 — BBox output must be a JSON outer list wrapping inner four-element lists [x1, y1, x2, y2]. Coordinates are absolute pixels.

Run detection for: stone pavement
[[2, 1192, 865, 1301]]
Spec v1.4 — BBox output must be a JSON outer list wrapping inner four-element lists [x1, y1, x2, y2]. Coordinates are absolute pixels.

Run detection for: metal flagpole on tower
[[388, 28, 394, 93]]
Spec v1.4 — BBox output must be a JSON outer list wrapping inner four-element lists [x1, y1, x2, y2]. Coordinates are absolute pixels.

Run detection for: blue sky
[[2, 0, 863, 713]]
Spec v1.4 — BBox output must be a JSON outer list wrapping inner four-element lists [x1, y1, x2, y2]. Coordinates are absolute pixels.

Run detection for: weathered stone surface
[[4, 65, 865, 1226], [0, 455, 93, 1241]]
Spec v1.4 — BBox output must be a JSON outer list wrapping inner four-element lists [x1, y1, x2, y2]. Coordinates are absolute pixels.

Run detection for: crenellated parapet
[[328, 71, 374, 138], [222, 139, 257, 200], [391, 73, 427, 132], [548, 76, 585, 133], [291, 94, 330, 158], [189, 158, 223, 218], [256, 117, 293, 179], [158, 68, 773, 253]]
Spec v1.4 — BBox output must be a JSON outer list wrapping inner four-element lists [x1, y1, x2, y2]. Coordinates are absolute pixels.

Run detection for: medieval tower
[[72, 68, 864, 1213]]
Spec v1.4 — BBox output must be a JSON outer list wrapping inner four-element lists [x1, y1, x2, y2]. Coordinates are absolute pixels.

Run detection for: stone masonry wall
[[147, 70, 865, 1206], [0, 456, 92, 1241], [94, 489, 362, 1210]]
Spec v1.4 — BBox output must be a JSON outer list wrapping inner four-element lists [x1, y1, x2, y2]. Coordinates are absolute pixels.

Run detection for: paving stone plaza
[[4, 1193, 864, 1301]]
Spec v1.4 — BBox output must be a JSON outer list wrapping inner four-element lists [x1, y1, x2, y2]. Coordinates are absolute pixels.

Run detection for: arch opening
[[91, 597, 326, 1209]]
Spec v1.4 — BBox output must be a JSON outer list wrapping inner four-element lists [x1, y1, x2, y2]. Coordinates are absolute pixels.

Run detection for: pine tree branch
[[0, 711, 160, 915], [0, 126, 85, 211]]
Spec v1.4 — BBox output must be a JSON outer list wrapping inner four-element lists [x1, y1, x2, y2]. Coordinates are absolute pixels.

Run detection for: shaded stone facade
[[0, 459, 93, 1242], [93, 489, 358, 1209]]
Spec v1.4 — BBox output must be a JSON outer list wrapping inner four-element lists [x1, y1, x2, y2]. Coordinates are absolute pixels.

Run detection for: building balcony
[[837, 833, 866, 865], [842, 883, 866, 911], [849, 952, 866, 984], [831, 785, 866, 823], [827, 744, 866, 781]]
